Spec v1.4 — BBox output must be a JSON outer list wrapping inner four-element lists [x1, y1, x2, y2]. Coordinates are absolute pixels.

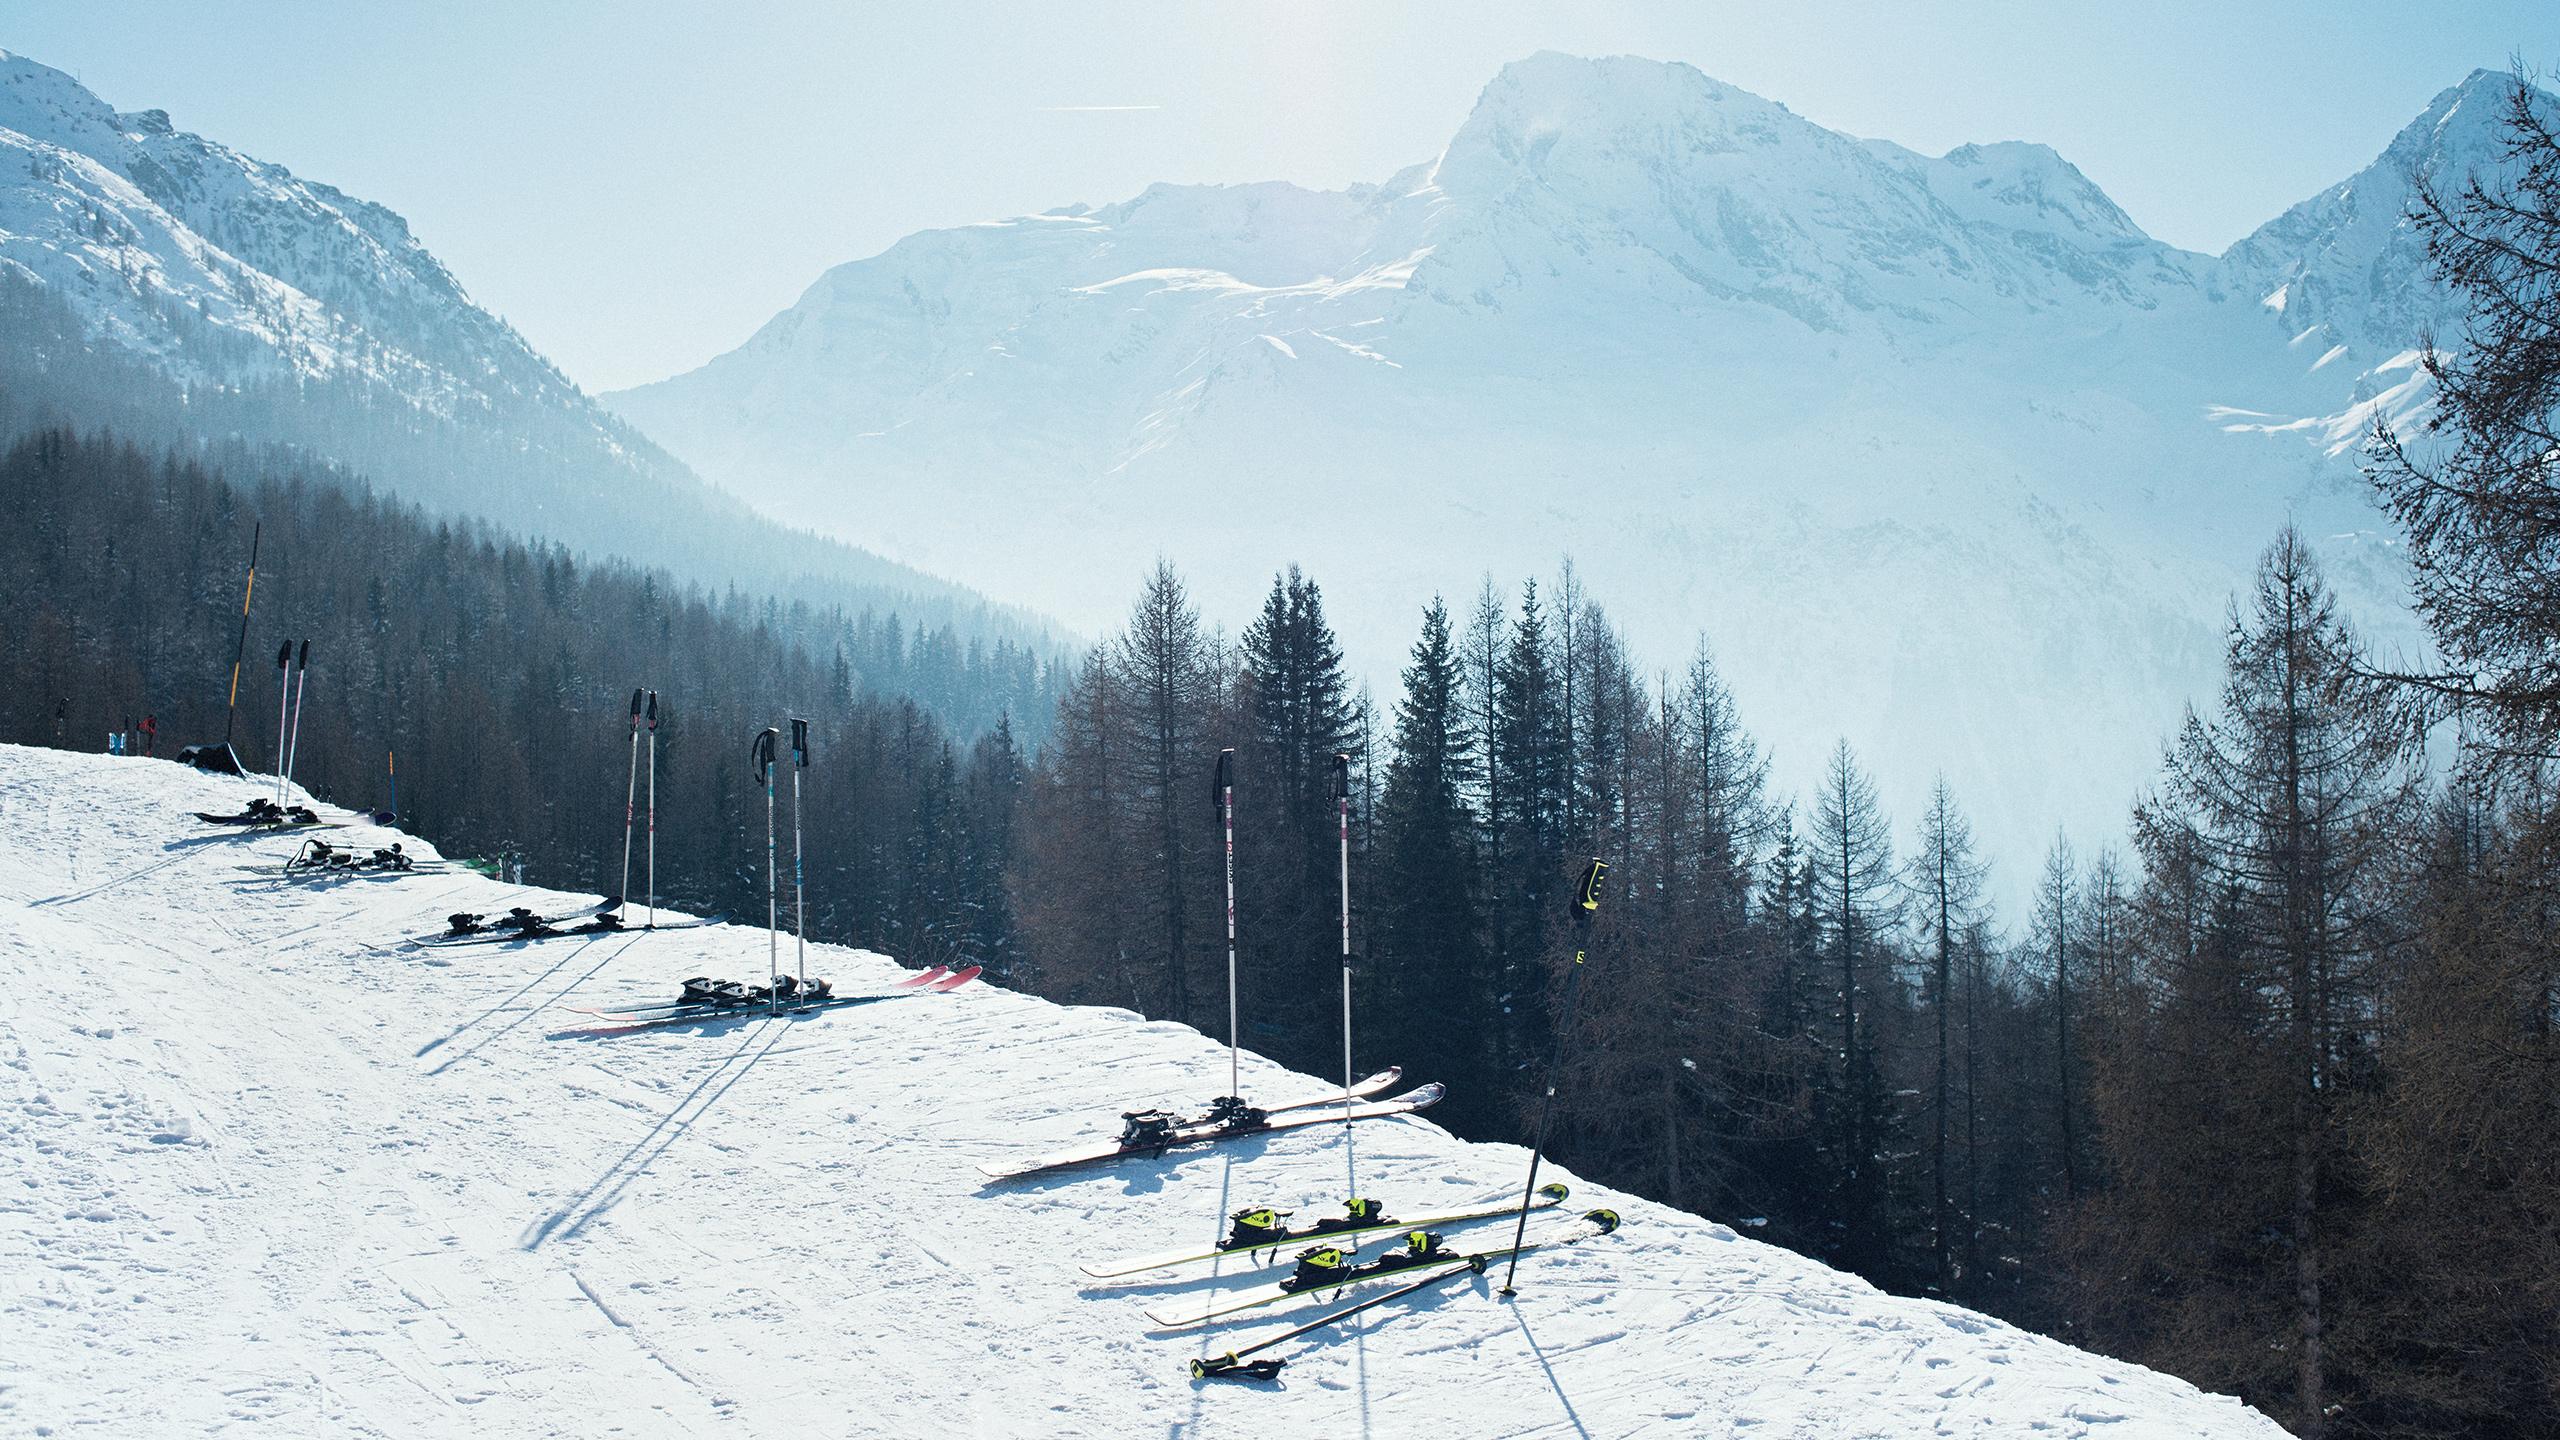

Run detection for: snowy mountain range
[[1, 742, 2290, 1436], [0, 48, 1020, 632], [608, 53, 2516, 891]]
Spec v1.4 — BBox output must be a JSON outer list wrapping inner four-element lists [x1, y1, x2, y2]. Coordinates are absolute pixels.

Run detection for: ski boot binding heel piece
[[1118, 1109, 1185, 1150]]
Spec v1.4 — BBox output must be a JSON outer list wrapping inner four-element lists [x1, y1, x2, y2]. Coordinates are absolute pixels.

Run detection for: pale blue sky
[[6, 1, 2553, 391]]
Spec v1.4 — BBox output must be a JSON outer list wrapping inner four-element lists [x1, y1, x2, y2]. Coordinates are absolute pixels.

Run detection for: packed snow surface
[[0, 745, 2285, 1437]]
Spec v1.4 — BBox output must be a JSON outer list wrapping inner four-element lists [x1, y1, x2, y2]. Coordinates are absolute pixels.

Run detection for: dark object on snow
[[178, 743, 246, 775]]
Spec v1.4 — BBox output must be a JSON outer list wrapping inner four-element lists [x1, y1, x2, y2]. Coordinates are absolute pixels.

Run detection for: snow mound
[[0, 744, 2282, 1436]]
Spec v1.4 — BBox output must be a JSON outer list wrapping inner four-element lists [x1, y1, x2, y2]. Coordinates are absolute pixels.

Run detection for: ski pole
[[1334, 752, 1353, 1117], [282, 640, 310, 796], [753, 727, 780, 1010], [617, 687, 643, 916], [645, 691, 658, 927], [1215, 747, 1241, 1103], [1500, 857, 1608, 1297], [221, 522, 259, 748], [790, 717, 810, 987], [271, 640, 294, 799], [385, 749, 397, 822], [1194, 1257, 1479, 1382]]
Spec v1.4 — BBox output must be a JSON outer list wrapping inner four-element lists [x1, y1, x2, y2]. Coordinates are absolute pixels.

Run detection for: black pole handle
[[1213, 747, 1235, 820]]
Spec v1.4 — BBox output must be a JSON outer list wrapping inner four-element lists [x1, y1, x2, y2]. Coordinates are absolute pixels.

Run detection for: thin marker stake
[[221, 522, 260, 747]]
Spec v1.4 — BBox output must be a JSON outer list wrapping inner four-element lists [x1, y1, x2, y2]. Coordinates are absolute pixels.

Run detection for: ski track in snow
[[0, 745, 2286, 1438]]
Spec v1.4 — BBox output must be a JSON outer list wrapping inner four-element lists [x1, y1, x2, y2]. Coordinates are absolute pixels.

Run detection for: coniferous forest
[[4, 72, 2558, 1440]]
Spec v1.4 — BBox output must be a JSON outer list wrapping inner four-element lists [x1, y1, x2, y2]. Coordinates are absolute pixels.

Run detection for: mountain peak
[[2221, 66, 2557, 351], [0, 47, 126, 148], [1450, 51, 1795, 160]]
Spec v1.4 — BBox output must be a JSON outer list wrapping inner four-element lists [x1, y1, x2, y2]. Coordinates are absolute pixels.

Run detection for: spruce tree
[[1238, 566, 1355, 1071], [1377, 598, 1485, 1120]]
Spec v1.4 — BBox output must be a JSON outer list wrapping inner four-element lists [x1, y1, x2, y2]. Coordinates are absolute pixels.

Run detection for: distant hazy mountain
[[608, 54, 2526, 889], [0, 48, 1041, 648]]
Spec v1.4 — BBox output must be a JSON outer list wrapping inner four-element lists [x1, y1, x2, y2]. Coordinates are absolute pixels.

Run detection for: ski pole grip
[[1575, 858, 1608, 914], [630, 688, 644, 720], [1331, 752, 1349, 800], [791, 716, 810, 766], [1213, 748, 1235, 819], [296, 639, 310, 669], [277, 640, 293, 668]]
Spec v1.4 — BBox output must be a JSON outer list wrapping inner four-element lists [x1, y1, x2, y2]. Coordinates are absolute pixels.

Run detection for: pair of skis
[[1149, 1207, 1620, 1330], [1078, 1183, 1573, 1280], [1185, 1211, 1626, 1381], [983, 749, 1396, 1182], [977, 1069, 1436, 1182], [568, 961, 963, 1020], [561, 964, 981, 1036]]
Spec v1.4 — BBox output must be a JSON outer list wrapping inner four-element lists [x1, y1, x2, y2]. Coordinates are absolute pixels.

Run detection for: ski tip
[[1584, 1208, 1621, 1234], [1537, 1182, 1571, 1203]]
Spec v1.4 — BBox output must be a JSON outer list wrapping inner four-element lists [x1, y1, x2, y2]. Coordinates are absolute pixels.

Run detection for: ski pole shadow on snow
[[518, 1020, 787, 1251], [418, 933, 637, 1073], [32, 832, 234, 906], [1507, 1303, 1592, 1440]]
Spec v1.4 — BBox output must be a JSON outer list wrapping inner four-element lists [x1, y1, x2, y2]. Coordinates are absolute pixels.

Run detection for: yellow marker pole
[[220, 522, 261, 744]]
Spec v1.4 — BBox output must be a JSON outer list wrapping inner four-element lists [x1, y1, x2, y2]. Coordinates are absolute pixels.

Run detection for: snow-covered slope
[[2, 743, 2283, 1436], [609, 54, 2525, 892]]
